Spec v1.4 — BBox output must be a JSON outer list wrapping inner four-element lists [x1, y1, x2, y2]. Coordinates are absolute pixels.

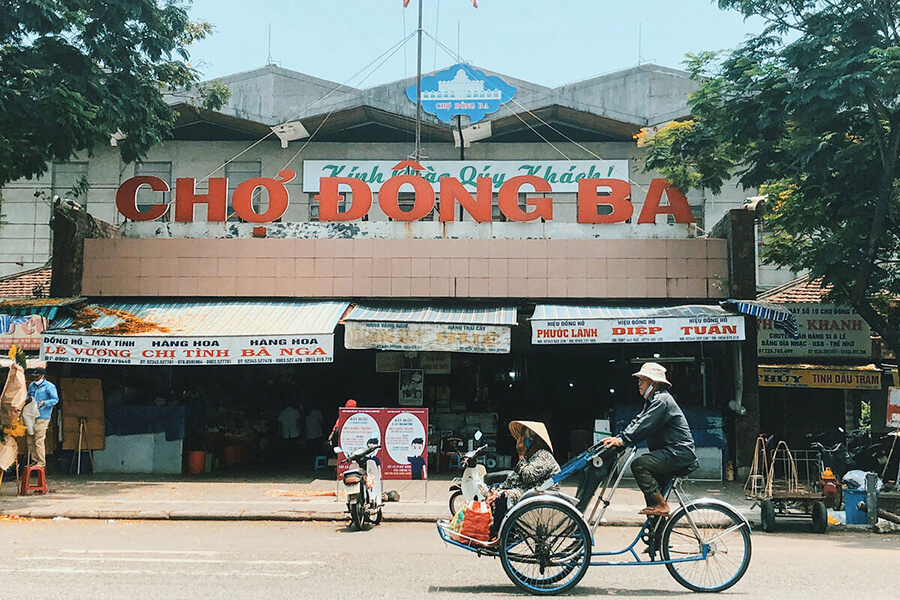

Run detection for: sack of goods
[[449, 500, 492, 545]]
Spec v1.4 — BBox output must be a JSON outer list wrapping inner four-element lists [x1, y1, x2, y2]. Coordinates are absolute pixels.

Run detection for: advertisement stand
[[336, 408, 430, 503]]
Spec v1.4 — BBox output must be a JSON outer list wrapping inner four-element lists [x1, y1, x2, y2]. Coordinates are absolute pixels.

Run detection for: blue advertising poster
[[406, 64, 516, 124]]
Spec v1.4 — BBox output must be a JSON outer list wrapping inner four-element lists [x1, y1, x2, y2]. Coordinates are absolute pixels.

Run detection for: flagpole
[[414, 0, 423, 162]]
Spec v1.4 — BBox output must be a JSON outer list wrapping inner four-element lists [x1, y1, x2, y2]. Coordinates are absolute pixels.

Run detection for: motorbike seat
[[343, 468, 365, 478], [483, 470, 512, 486]]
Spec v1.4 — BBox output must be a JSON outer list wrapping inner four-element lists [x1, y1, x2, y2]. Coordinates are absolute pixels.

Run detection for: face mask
[[523, 436, 532, 450], [642, 384, 654, 399]]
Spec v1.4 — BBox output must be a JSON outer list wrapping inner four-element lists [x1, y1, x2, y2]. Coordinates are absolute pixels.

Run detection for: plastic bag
[[843, 470, 883, 492], [456, 500, 492, 544]]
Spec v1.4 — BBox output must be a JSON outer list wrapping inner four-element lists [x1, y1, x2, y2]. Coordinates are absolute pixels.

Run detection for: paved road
[[1, 519, 897, 599]]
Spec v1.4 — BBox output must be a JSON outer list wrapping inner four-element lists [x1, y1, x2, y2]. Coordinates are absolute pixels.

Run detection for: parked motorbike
[[334, 444, 384, 530], [448, 431, 511, 515]]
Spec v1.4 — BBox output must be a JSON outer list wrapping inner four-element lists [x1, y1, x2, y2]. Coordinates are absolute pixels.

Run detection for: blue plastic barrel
[[844, 489, 868, 525]]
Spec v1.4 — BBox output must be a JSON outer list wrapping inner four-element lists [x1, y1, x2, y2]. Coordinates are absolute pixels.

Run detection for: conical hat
[[509, 420, 553, 453]]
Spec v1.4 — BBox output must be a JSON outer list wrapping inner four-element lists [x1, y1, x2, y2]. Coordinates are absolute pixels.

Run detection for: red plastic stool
[[20, 465, 47, 495]]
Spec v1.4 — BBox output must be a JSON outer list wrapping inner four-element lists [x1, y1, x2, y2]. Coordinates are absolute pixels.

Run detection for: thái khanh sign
[[115, 160, 696, 225]]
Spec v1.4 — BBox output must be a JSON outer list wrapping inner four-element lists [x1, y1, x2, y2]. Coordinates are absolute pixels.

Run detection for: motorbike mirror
[[838, 428, 845, 434], [333, 446, 342, 454], [474, 430, 483, 441]]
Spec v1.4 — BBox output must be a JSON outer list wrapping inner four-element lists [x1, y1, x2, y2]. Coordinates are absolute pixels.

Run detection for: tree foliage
[[642, 0, 900, 355], [0, 0, 228, 187]]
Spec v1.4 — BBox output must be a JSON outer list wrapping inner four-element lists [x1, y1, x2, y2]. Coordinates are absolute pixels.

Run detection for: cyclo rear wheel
[[661, 501, 751, 593], [499, 499, 591, 595]]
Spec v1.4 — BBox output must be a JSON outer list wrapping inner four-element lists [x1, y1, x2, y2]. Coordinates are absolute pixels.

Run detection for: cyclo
[[437, 442, 752, 595]]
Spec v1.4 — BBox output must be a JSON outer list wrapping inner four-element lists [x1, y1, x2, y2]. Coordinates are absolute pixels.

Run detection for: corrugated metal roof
[[345, 304, 518, 326], [531, 304, 733, 321], [0, 297, 84, 319], [48, 300, 349, 336]]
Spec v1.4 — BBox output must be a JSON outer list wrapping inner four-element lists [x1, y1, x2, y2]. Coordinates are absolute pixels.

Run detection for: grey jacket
[[619, 390, 698, 467]]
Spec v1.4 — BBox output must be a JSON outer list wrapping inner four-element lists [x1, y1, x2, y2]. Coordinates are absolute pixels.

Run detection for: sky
[[184, 0, 768, 88]]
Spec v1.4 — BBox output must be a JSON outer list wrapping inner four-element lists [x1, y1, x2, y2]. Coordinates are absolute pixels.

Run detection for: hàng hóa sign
[[40, 334, 334, 365]]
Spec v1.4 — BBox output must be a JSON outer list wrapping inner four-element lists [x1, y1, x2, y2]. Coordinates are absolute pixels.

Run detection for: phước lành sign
[[531, 316, 745, 344]]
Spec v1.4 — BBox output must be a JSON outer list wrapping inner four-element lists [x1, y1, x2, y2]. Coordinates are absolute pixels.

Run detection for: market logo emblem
[[407, 64, 516, 124]]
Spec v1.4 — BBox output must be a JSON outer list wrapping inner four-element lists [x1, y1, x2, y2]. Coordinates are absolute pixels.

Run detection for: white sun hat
[[632, 362, 671, 386]]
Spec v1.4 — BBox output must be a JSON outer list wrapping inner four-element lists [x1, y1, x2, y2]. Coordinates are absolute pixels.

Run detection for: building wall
[[0, 140, 750, 277], [82, 237, 729, 299]]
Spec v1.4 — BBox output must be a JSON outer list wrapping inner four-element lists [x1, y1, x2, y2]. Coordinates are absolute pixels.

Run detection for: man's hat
[[632, 362, 670, 386], [509, 421, 554, 453]]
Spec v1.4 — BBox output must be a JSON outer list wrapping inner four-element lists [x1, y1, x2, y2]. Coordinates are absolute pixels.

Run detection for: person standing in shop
[[304, 405, 325, 462], [326, 399, 356, 448], [26, 367, 58, 467], [601, 362, 698, 517]]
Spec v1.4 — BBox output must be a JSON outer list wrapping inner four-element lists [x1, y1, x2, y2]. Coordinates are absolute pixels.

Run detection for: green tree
[[0, 0, 228, 187], [642, 0, 900, 356]]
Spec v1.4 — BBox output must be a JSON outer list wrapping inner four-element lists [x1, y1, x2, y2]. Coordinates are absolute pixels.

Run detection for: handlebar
[[341, 444, 382, 464]]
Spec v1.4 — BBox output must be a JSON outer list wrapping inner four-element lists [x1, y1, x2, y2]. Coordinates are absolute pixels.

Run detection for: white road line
[[21, 556, 321, 566], [0, 567, 307, 577]]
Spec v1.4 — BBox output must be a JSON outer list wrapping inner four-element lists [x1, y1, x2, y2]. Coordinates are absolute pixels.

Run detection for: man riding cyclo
[[601, 362, 699, 517]]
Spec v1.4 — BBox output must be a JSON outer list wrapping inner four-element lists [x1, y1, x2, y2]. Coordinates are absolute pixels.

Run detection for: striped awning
[[41, 300, 349, 366], [720, 299, 799, 338], [530, 304, 745, 345], [0, 297, 83, 319], [343, 303, 517, 354], [345, 304, 517, 326]]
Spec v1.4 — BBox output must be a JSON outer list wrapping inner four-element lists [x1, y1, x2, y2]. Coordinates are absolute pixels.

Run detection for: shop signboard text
[[1, 314, 47, 351], [531, 315, 745, 345], [757, 303, 871, 358], [758, 366, 881, 390], [116, 160, 696, 225], [40, 333, 334, 365], [345, 321, 510, 354]]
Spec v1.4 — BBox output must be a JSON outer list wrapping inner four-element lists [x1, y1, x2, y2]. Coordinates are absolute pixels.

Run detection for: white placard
[[531, 316, 745, 345], [302, 160, 629, 193], [40, 333, 334, 365]]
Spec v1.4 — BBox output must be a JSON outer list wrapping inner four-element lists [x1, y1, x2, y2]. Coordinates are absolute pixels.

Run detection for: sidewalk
[[0, 470, 758, 525]]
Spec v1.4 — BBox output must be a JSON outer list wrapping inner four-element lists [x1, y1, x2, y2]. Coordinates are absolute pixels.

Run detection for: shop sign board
[[531, 316, 745, 345], [888, 387, 900, 428], [337, 408, 429, 481], [345, 321, 510, 354], [757, 304, 871, 359], [39, 333, 334, 365], [0, 314, 47, 351], [116, 161, 698, 226], [758, 366, 882, 390]]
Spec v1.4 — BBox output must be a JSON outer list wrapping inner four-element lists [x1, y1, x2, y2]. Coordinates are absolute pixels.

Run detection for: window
[[134, 162, 172, 222], [309, 193, 348, 222], [492, 192, 533, 222], [225, 161, 262, 222], [667, 202, 705, 230], [51, 162, 89, 208], [384, 192, 433, 221]]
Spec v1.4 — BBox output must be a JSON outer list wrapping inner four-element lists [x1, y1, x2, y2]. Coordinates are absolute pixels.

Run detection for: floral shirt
[[499, 449, 560, 505]]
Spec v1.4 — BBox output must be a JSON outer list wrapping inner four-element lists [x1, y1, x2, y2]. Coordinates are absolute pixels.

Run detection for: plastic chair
[[448, 454, 461, 470], [314, 456, 327, 471], [20, 464, 47, 495]]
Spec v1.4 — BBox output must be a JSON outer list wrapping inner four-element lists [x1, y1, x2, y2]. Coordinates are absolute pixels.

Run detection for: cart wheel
[[499, 499, 591, 595], [811, 501, 827, 534], [760, 500, 776, 533], [449, 490, 464, 517]]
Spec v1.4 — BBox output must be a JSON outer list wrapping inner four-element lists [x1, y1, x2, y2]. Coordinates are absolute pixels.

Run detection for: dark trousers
[[489, 492, 509, 540], [631, 453, 681, 503]]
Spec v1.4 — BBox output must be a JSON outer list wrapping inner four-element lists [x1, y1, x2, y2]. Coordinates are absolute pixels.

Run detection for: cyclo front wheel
[[499, 499, 591, 596], [661, 501, 751, 593]]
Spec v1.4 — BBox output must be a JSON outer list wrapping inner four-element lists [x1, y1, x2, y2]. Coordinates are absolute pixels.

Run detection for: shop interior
[[42, 326, 739, 478]]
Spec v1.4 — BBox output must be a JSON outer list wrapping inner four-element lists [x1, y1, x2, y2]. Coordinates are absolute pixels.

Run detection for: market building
[[0, 63, 784, 477]]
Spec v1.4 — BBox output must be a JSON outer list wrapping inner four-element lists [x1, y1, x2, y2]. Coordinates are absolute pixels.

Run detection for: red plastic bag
[[457, 500, 492, 544]]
